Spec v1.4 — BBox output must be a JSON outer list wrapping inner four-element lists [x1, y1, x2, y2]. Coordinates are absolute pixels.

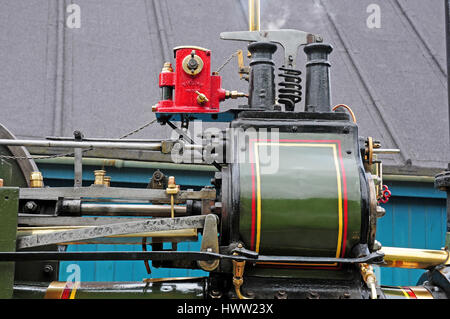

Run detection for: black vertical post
[[303, 43, 333, 113], [248, 42, 277, 110]]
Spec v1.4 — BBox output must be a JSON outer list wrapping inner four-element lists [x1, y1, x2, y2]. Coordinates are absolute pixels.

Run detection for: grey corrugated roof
[[0, 0, 448, 174]]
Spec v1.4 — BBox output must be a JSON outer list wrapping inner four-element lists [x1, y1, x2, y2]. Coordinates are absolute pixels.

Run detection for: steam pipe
[[248, 0, 260, 31], [0, 139, 162, 150], [0, 139, 202, 151], [34, 156, 216, 172], [80, 203, 187, 216]]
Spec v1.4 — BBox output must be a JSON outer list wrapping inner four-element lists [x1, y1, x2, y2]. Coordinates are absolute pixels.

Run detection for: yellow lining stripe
[[399, 287, 411, 299], [69, 282, 79, 299], [254, 143, 343, 267]]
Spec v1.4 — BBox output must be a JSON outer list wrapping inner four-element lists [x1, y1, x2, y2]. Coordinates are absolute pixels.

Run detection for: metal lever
[[197, 214, 220, 271], [220, 29, 322, 68]]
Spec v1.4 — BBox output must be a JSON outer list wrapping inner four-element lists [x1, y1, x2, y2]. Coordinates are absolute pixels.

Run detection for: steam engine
[[0, 23, 449, 300]]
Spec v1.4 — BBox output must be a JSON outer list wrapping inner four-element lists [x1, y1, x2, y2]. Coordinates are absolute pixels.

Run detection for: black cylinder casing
[[304, 43, 333, 113], [248, 42, 278, 110]]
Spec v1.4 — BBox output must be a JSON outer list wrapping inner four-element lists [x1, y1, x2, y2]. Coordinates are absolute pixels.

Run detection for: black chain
[[215, 50, 240, 74]]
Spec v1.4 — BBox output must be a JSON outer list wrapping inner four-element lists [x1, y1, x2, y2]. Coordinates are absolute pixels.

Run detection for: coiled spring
[[278, 67, 302, 111]]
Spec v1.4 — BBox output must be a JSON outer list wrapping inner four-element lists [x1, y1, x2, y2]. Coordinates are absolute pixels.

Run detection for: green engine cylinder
[[221, 112, 375, 267]]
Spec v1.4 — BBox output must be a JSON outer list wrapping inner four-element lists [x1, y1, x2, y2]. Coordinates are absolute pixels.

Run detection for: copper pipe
[[332, 104, 357, 123]]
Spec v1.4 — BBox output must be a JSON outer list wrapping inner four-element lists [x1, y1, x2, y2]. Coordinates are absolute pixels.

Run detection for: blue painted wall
[[375, 182, 447, 286], [36, 163, 447, 286]]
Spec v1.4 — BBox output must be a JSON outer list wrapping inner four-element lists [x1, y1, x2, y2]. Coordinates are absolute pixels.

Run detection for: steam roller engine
[[0, 26, 450, 300]]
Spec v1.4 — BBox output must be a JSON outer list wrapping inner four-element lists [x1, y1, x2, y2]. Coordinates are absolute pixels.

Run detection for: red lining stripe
[[60, 282, 72, 299], [250, 143, 256, 250], [404, 287, 417, 299]]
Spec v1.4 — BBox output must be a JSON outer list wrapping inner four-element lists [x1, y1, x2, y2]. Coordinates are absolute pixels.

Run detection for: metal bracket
[[197, 214, 220, 271], [220, 29, 322, 68], [73, 131, 84, 187]]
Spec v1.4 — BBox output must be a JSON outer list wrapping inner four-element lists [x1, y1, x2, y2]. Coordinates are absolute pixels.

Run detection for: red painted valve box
[[153, 46, 227, 113]]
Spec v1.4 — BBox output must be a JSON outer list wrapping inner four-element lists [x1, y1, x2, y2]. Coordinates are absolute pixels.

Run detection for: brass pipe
[[380, 247, 450, 269], [248, 0, 260, 31]]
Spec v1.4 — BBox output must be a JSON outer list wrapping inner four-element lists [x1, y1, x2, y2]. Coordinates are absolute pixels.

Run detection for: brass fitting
[[166, 176, 179, 194], [359, 263, 378, 299], [30, 171, 44, 188], [166, 176, 180, 218], [94, 170, 106, 185], [225, 90, 247, 99], [232, 248, 252, 300], [195, 91, 209, 105], [103, 176, 111, 187], [161, 62, 173, 73], [0, 178, 3, 187]]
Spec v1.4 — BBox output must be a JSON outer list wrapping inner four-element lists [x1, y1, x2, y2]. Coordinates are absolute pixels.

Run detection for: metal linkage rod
[[16, 215, 207, 249], [18, 216, 154, 227], [0, 250, 384, 264]]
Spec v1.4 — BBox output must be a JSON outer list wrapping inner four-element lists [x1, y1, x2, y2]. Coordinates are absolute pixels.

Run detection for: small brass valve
[[166, 176, 180, 218], [225, 90, 247, 99], [195, 91, 209, 105]]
